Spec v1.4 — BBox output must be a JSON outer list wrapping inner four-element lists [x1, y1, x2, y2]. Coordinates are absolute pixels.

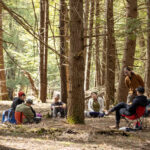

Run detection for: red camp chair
[[121, 106, 146, 128], [15, 112, 25, 124]]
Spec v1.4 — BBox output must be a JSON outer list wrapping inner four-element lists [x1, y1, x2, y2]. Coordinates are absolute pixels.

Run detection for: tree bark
[[67, 0, 85, 124], [84, 0, 89, 90], [60, 0, 68, 104], [145, 0, 150, 97], [105, 0, 116, 110], [95, 0, 101, 89], [85, 0, 95, 90], [0, 4, 8, 100], [117, 0, 137, 102], [39, 0, 48, 103], [101, 23, 107, 86]]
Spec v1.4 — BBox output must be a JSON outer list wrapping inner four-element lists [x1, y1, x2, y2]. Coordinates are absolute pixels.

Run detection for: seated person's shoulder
[[98, 96, 104, 101]]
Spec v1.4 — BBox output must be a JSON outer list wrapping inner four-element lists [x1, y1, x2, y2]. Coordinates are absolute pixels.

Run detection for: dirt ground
[[0, 101, 150, 150]]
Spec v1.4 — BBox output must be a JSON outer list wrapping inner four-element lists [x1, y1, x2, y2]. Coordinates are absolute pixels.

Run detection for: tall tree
[[60, 0, 68, 104], [39, 0, 49, 103], [0, 4, 8, 100], [117, 0, 137, 102], [101, 22, 107, 86], [85, 0, 95, 90], [95, 0, 101, 89], [145, 0, 150, 97], [105, 0, 116, 109], [67, 0, 85, 124]]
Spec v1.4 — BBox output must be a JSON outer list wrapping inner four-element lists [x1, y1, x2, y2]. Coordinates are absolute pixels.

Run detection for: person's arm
[[30, 106, 36, 117], [98, 97, 104, 113], [127, 98, 138, 113], [88, 99, 94, 112], [136, 74, 144, 87]]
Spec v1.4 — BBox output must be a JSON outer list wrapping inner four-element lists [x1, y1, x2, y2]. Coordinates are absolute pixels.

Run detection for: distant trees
[[0, 4, 8, 100]]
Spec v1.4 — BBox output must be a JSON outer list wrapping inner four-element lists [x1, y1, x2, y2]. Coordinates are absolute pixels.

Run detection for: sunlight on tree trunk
[[85, 0, 95, 91]]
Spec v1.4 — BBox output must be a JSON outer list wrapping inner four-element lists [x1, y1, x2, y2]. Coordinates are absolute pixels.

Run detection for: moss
[[67, 116, 84, 124]]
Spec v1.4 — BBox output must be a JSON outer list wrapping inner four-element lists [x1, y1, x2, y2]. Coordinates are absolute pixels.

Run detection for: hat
[[26, 99, 33, 104], [18, 91, 25, 97], [135, 87, 145, 93]]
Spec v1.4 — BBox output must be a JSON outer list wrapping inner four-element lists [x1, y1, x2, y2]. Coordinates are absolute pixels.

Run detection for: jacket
[[11, 97, 24, 111], [88, 97, 104, 113], [125, 73, 144, 94], [15, 103, 34, 123], [127, 95, 148, 115]]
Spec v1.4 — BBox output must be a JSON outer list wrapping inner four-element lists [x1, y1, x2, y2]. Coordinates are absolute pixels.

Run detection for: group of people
[[2, 66, 149, 129], [85, 66, 149, 129]]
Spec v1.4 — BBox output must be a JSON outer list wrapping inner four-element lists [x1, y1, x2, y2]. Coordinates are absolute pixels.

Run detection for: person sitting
[[50, 94, 66, 118], [15, 99, 35, 124], [11, 91, 26, 111], [106, 87, 148, 129], [87, 92, 105, 118]]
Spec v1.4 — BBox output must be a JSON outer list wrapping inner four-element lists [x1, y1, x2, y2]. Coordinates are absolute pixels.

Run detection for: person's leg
[[59, 107, 65, 118], [110, 102, 128, 113], [89, 112, 99, 117], [52, 107, 59, 117]]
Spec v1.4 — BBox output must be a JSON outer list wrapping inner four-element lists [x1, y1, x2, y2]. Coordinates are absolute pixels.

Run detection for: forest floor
[[0, 101, 150, 150]]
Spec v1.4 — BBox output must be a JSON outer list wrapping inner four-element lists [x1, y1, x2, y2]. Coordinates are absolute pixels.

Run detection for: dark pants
[[110, 102, 132, 124], [89, 112, 104, 118], [52, 107, 66, 118]]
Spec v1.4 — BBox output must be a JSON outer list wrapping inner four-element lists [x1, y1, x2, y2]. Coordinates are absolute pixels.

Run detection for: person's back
[[11, 92, 26, 111], [15, 103, 34, 123], [128, 95, 148, 114]]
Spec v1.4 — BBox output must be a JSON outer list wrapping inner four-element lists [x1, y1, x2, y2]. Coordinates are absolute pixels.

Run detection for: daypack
[[2, 108, 16, 124]]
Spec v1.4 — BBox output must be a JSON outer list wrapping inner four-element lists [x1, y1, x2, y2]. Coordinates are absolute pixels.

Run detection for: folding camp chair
[[121, 106, 146, 129]]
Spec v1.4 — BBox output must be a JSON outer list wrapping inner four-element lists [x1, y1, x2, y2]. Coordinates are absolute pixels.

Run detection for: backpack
[[2, 108, 16, 124]]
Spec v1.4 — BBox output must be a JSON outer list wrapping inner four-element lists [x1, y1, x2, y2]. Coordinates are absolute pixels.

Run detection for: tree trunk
[[117, 0, 137, 102], [105, 0, 116, 110], [84, 0, 89, 59], [60, 0, 68, 104], [84, 0, 89, 90], [95, 0, 101, 89], [85, 0, 95, 90], [43, 0, 49, 101], [0, 4, 8, 100], [145, 0, 150, 97], [67, 0, 85, 124], [101, 23, 107, 86], [39, 0, 48, 103]]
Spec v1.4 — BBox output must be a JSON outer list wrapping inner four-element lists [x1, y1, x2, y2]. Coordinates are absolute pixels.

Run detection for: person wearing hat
[[105, 87, 148, 129], [15, 99, 35, 124], [124, 66, 144, 103], [11, 91, 26, 111]]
